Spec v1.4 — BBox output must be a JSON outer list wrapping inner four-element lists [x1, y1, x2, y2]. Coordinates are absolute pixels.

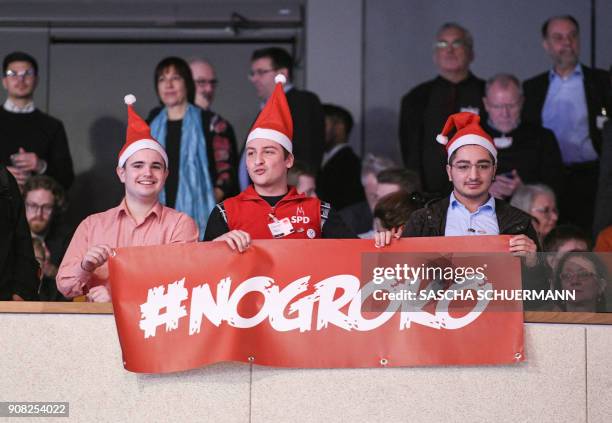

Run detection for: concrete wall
[[1, 313, 611, 422]]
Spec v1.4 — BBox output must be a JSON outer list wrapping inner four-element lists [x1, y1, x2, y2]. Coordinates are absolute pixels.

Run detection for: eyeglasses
[[450, 162, 494, 173], [434, 39, 467, 49], [194, 78, 218, 87], [560, 271, 597, 284], [5, 68, 36, 78], [487, 102, 521, 112], [248, 68, 275, 78], [531, 206, 558, 215], [25, 202, 54, 215]]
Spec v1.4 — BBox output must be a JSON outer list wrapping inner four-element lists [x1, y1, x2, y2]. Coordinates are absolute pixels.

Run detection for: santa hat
[[246, 74, 293, 153], [436, 112, 496, 161], [118, 94, 168, 167]]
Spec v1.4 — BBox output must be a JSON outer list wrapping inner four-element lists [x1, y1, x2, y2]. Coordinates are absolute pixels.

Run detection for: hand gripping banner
[[109, 236, 525, 373]]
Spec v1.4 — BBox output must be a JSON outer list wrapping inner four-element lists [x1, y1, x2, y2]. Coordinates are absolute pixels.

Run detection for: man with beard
[[22, 175, 72, 300], [523, 15, 612, 232]]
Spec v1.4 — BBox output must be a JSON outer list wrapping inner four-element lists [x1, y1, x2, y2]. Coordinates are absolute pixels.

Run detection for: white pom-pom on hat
[[436, 134, 448, 145], [124, 94, 136, 105], [274, 74, 287, 84]]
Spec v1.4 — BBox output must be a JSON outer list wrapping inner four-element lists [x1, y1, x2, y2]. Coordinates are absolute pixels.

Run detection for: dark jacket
[[403, 195, 547, 301], [404, 196, 540, 247], [339, 201, 373, 236], [399, 73, 486, 194], [594, 121, 612, 236], [0, 166, 39, 300], [285, 88, 326, 174], [317, 145, 365, 210], [40, 221, 73, 301], [481, 121, 564, 196], [0, 108, 74, 190], [522, 64, 612, 155]]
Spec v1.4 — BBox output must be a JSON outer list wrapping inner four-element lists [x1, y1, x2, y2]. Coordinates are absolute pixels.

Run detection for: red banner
[[109, 236, 524, 373]]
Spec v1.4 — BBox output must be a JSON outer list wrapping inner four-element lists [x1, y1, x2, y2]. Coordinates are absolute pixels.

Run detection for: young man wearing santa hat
[[204, 74, 356, 251], [403, 112, 539, 263], [56, 95, 198, 302]]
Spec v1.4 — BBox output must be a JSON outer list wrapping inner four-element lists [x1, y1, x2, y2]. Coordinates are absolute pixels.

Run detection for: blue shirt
[[444, 192, 500, 236], [542, 64, 597, 164]]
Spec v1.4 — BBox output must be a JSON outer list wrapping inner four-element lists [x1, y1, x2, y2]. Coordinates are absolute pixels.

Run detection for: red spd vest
[[222, 186, 324, 239]]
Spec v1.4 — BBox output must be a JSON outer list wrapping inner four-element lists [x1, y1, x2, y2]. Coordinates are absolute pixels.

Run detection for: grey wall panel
[[48, 41, 291, 223], [0, 28, 49, 110], [595, 0, 612, 71], [306, 0, 364, 154], [363, 0, 591, 160]]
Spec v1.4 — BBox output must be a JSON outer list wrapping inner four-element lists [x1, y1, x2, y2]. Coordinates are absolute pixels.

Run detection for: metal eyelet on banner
[[514, 352, 522, 361], [248, 356, 255, 363], [380, 358, 388, 366]]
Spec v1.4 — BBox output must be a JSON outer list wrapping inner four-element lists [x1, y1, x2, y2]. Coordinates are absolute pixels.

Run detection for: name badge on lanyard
[[596, 108, 608, 130], [268, 214, 295, 238]]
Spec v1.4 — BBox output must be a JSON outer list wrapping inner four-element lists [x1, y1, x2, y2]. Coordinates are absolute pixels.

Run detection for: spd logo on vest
[[291, 205, 310, 224]]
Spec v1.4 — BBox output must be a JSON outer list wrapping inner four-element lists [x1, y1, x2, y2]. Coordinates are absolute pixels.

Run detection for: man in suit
[[317, 104, 365, 210], [399, 23, 485, 196], [239, 47, 325, 190], [522, 15, 612, 233]]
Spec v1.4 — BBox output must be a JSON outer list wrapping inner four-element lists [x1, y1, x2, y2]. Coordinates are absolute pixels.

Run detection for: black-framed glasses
[[25, 202, 54, 215], [248, 68, 276, 78], [194, 78, 218, 87], [5, 68, 36, 78]]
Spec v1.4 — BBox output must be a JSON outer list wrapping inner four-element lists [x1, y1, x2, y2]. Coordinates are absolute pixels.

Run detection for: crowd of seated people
[[0, 13, 611, 311]]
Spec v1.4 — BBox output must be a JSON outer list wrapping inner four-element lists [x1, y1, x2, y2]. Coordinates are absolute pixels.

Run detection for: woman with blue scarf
[[146, 57, 237, 236]]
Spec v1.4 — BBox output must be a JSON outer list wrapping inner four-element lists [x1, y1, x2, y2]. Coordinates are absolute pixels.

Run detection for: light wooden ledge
[[0, 303, 610, 324], [0, 301, 113, 314], [524, 311, 612, 324]]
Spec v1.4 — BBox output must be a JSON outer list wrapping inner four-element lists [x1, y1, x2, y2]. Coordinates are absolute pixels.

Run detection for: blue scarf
[[150, 104, 215, 236]]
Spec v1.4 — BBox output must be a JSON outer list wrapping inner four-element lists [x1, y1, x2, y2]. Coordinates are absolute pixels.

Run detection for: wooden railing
[[1, 302, 611, 324]]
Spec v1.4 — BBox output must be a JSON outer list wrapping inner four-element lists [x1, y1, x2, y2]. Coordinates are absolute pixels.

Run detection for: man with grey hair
[[523, 15, 612, 233], [189, 58, 217, 111], [482, 73, 563, 200], [188, 57, 239, 199], [399, 22, 485, 196]]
